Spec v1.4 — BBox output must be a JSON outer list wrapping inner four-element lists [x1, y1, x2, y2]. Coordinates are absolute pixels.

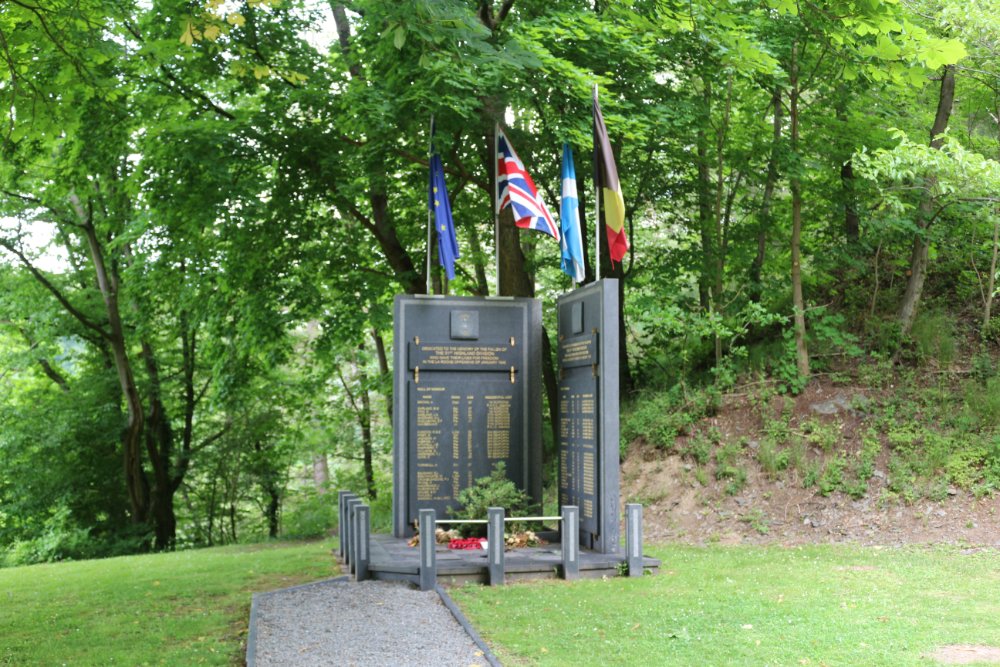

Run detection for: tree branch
[[0, 237, 110, 340]]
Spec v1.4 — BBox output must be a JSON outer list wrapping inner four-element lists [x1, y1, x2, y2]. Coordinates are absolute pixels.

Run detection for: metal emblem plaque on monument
[[557, 279, 620, 554], [392, 295, 543, 538]]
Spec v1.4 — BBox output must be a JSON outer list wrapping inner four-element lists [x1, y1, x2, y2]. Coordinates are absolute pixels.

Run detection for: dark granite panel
[[557, 280, 621, 554], [393, 295, 542, 538]]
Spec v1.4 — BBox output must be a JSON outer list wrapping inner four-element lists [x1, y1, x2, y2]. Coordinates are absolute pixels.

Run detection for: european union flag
[[429, 152, 460, 280]]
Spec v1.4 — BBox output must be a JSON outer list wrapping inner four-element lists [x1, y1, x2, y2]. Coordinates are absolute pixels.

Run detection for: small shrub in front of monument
[[449, 462, 535, 537]]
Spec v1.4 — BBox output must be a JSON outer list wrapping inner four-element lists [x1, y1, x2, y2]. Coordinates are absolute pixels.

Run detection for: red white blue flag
[[496, 127, 560, 242]]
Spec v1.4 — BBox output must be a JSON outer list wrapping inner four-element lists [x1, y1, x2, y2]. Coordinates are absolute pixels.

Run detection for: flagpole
[[427, 115, 435, 295], [593, 84, 601, 281], [494, 122, 501, 294]]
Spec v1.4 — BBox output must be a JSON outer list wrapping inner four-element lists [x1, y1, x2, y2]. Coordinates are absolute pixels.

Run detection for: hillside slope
[[621, 378, 1000, 547]]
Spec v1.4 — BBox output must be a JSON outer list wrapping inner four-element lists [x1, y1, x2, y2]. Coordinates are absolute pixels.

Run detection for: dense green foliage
[[1, 0, 998, 561], [454, 544, 1000, 666]]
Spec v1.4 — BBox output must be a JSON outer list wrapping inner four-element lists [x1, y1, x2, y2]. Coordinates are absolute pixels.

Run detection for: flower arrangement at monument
[[406, 463, 545, 550]]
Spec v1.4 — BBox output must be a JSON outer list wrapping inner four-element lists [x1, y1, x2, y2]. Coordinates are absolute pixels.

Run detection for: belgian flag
[[593, 88, 629, 265]]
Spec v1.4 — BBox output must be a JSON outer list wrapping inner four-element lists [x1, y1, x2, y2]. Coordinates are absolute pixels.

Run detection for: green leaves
[[393, 24, 407, 50], [766, 0, 799, 16], [919, 37, 967, 69], [856, 130, 1000, 214]]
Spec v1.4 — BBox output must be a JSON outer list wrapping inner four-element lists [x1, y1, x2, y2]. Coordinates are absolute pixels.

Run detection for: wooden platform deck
[[353, 533, 661, 587]]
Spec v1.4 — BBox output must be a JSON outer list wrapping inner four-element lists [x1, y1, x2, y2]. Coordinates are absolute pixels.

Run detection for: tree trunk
[[578, 182, 595, 283], [359, 367, 376, 500], [789, 42, 810, 379], [841, 159, 860, 244], [172, 314, 198, 493], [254, 440, 282, 539], [331, 7, 424, 295], [750, 87, 782, 303], [266, 487, 280, 539], [370, 190, 425, 294], [540, 326, 559, 467], [465, 223, 491, 296], [712, 74, 733, 368], [142, 339, 177, 551], [74, 196, 151, 533], [206, 474, 218, 546], [616, 272, 633, 393], [984, 221, 998, 335], [338, 359, 377, 500], [312, 454, 330, 493], [898, 65, 956, 336], [496, 206, 535, 297], [371, 328, 392, 420], [696, 81, 713, 311], [835, 93, 861, 245]]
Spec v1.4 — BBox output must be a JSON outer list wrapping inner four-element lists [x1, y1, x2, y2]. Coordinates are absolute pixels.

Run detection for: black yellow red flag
[[593, 88, 629, 264]]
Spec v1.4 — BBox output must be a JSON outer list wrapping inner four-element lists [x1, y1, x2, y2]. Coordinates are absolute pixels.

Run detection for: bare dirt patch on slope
[[621, 381, 1000, 547]]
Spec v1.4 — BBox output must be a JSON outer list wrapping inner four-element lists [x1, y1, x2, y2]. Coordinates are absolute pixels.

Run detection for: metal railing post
[[346, 497, 362, 572], [355, 504, 371, 582], [337, 491, 352, 559], [419, 509, 437, 591], [561, 505, 579, 580], [625, 503, 643, 577], [487, 507, 505, 586]]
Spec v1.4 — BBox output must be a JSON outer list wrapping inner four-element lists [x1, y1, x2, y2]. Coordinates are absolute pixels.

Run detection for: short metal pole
[[561, 505, 579, 580], [487, 507, 505, 586], [419, 509, 437, 591], [355, 505, 371, 582], [626, 503, 643, 577], [346, 498, 362, 572], [337, 491, 351, 559]]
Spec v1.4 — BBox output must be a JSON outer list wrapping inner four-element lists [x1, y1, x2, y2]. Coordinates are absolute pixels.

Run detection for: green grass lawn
[[5, 540, 999, 666], [0, 539, 337, 666], [451, 544, 1000, 666]]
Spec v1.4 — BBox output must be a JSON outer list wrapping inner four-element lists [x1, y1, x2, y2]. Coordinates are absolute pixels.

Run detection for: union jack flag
[[496, 127, 560, 241]]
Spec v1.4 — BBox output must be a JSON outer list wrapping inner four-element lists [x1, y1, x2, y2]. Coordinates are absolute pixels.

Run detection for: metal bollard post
[[487, 507, 505, 586], [337, 491, 351, 559], [625, 503, 643, 577], [355, 504, 371, 582], [418, 509, 437, 591], [346, 498, 362, 572], [561, 505, 579, 580]]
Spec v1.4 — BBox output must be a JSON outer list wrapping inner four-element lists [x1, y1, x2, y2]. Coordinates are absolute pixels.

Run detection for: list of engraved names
[[412, 385, 516, 504], [559, 387, 597, 520]]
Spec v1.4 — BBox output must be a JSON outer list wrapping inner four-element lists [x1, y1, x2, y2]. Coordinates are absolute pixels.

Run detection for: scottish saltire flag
[[593, 89, 629, 264], [496, 127, 560, 241], [429, 152, 460, 280], [560, 143, 585, 282]]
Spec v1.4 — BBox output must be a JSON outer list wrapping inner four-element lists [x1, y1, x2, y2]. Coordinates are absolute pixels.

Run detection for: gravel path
[[250, 579, 492, 666]]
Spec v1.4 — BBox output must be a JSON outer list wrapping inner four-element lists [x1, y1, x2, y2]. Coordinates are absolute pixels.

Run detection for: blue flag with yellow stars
[[429, 152, 460, 280]]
